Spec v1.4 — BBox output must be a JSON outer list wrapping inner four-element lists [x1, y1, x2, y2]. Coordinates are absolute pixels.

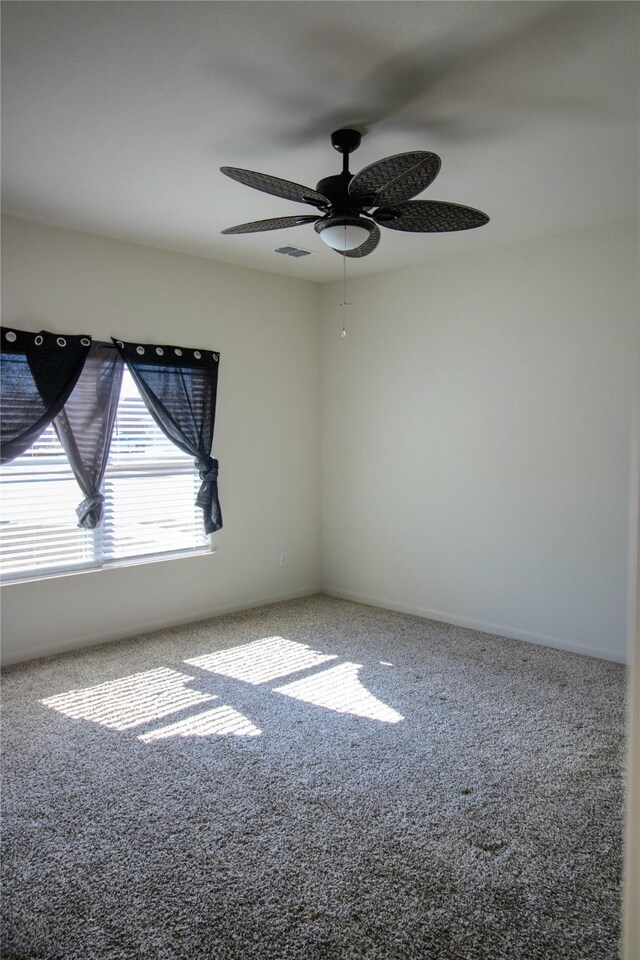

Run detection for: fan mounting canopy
[[330, 128, 362, 155]]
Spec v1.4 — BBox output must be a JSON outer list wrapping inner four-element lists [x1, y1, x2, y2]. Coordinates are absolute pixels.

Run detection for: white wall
[[2, 216, 637, 666], [0, 216, 321, 663], [321, 220, 639, 662]]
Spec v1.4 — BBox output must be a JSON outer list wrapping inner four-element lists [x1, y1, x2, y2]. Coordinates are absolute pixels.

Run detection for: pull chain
[[339, 229, 350, 338]]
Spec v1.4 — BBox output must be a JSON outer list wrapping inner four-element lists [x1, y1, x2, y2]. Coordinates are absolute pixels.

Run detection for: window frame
[[0, 380, 212, 585]]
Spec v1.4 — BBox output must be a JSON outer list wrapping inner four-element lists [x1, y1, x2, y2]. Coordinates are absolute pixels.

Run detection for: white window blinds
[[0, 369, 209, 582]]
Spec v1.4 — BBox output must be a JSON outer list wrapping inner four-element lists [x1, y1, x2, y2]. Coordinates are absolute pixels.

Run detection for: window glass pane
[[109, 369, 188, 465], [104, 369, 207, 562], [102, 471, 206, 562], [0, 427, 97, 579]]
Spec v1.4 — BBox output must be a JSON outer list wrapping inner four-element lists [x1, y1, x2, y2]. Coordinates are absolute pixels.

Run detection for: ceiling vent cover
[[275, 245, 311, 258]]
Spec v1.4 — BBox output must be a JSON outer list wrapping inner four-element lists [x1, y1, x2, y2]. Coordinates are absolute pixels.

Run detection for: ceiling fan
[[220, 129, 489, 258]]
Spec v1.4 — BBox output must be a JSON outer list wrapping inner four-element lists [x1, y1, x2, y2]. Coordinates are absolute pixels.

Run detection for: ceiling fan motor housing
[[315, 173, 357, 214], [314, 168, 376, 251]]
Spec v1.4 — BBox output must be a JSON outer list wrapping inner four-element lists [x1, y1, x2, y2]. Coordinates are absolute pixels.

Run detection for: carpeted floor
[[1, 595, 626, 960]]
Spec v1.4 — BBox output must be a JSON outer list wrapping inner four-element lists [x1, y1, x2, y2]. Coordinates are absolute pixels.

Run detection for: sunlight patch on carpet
[[138, 705, 261, 741], [275, 662, 404, 723], [185, 636, 337, 685], [41, 667, 215, 731]]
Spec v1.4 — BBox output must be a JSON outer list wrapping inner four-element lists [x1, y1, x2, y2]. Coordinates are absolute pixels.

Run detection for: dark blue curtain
[[113, 338, 222, 534], [1, 327, 92, 464], [54, 342, 124, 529]]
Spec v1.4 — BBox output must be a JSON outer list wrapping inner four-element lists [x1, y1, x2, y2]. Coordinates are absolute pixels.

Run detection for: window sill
[[0, 544, 215, 587]]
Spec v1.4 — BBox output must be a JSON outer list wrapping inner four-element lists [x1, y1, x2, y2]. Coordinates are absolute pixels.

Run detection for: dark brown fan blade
[[349, 152, 441, 207], [220, 167, 329, 210], [335, 223, 381, 258], [221, 215, 319, 235], [374, 200, 489, 232]]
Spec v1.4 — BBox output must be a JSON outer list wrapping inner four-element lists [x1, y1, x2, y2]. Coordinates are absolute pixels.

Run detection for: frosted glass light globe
[[315, 217, 373, 250], [318, 223, 371, 251]]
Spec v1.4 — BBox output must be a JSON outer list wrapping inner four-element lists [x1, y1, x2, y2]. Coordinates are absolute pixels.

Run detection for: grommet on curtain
[[156, 347, 164, 356], [136, 346, 145, 355], [57, 337, 67, 347], [34, 335, 44, 346], [5, 331, 16, 343], [81, 338, 91, 346], [175, 348, 183, 357], [194, 351, 201, 359]]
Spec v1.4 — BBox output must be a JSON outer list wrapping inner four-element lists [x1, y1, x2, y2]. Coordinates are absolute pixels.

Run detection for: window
[[0, 369, 209, 582]]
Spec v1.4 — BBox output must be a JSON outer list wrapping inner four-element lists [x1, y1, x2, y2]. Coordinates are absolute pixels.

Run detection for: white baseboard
[[2, 585, 627, 667], [0, 586, 323, 667], [321, 587, 628, 664]]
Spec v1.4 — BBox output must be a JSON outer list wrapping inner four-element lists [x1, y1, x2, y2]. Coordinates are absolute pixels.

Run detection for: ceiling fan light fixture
[[315, 217, 372, 251]]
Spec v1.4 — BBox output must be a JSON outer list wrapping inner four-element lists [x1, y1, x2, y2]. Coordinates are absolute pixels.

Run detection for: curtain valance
[[0, 327, 92, 464], [112, 338, 222, 534]]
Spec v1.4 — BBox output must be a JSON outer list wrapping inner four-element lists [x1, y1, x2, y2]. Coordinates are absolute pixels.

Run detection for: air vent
[[275, 245, 311, 258]]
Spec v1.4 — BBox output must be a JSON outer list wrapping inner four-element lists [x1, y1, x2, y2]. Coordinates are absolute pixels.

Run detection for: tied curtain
[[112, 339, 222, 534], [0, 327, 92, 464], [0, 327, 222, 536], [54, 341, 124, 529]]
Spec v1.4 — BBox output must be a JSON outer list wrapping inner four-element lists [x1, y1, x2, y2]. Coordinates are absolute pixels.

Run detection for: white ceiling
[[2, 1, 638, 283]]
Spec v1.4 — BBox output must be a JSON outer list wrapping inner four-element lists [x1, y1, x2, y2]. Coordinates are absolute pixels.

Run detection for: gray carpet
[[1, 595, 626, 960]]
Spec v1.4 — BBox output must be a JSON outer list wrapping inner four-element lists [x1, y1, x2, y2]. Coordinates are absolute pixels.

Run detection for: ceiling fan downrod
[[313, 129, 373, 250], [330, 127, 362, 174]]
